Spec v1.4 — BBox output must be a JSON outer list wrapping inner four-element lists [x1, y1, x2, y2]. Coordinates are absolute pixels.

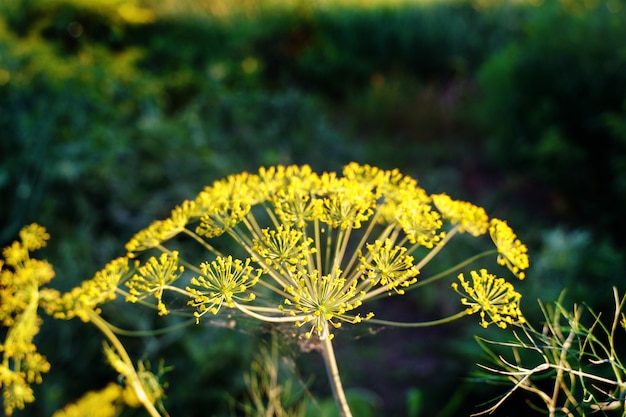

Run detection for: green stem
[[367, 310, 470, 327], [88, 311, 162, 417], [412, 249, 497, 290], [320, 332, 353, 417]]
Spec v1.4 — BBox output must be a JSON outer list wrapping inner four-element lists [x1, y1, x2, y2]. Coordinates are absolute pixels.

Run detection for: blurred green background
[[1, 0, 625, 415]]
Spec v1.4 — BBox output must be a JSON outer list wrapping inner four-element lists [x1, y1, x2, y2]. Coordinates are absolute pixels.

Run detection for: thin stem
[[88, 311, 162, 417], [411, 249, 497, 290], [320, 333, 353, 417], [367, 310, 470, 327], [234, 302, 306, 323], [181, 228, 225, 258]]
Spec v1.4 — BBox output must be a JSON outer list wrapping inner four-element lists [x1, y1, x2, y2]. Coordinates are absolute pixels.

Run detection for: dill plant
[[1, 163, 529, 417]]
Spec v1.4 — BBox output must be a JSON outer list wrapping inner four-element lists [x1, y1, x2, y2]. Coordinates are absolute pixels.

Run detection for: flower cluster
[[452, 269, 525, 328], [42, 257, 132, 322], [125, 163, 530, 338], [0, 224, 54, 416]]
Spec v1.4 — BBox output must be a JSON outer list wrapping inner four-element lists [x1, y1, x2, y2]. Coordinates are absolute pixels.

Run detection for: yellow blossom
[[18, 223, 50, 251], [253, 226, 315, 274], [489, 218, 529, 279], [51, 383, 124, 417], [187, 256, 261, 321], [44, 257, 131, 321], [0, 366, 34, 416], [126, 163, 530, 340], [452, 269, 525, 329], [126, 251, 184, 315], [398, 200, 445, 248], [2, 242, 28, 267], [359, 239, 420, 294], [318, 176, 376, 230], [1, 224, 53, 415], [432, 193, 489, 236], [281, 267, 373, 340]]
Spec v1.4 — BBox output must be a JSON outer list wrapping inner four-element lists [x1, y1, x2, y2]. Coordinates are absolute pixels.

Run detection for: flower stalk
[[320, 332, 353, 417]]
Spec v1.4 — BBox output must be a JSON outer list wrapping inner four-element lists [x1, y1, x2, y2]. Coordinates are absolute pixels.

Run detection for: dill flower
[[452, 269, 525, 329], [18, 224, 50, 251], [432, 193, 489, 236], [51, 383, 123, 417], [359, 239, 420, 294], [0, 367, 35, 416], [398, 200, 445, 248], [281, 267, 373, 340], [489, 219, 529, 279], [187, 256, 261, 322], [45, 257, 131, 321], [126, 251, 184, 315], [125, 163, 530, 340], [1, 224, 53, 416], [253, 226, 315, 274]]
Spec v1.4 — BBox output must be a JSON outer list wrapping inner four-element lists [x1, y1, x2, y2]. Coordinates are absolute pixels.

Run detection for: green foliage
[[476, 1, 626, 246], [475, 288, 626, 416]]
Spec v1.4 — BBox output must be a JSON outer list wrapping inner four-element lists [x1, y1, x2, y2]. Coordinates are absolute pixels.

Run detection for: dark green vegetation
[[1, 0, 625, 416]]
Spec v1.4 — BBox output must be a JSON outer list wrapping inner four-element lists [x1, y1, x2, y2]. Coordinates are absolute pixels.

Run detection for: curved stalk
[[411, 249, 497, 290], [320, 331, 353, 417], [367, 310, 470, 327], [88, 311, 162, 417]]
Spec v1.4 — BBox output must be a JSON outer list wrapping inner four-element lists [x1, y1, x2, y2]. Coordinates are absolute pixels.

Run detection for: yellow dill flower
[[359, 239, 420, 294], [125, 219, 175, 256], [0, 366, 35, 416], [489, 219, 529, 279], [126, 251, 184, 315], [272, 184, 322, 228], [398, 200, 445, 248], [196, 199, 251, 238], [452, 269, 525, 329], [281, 267, 373, 340], [432, 193, 489, 236], [46, 257, 131, 321], [127, 163, 530, 340], [318, 176, 376, 230], [187, 256, 261, 321], [51, 383, 124, 417], [1, 225, 53, 415], [253, 225, 315, 274], [2, 241, 28, 267], [18, 223, 50, 251], [374, 169, 430, 223]]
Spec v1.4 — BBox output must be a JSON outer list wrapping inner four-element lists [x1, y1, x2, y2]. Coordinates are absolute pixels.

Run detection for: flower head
[[281, 267, 373, 340], [432, 193, 488, 236], [253, 226, 315, 274], [126, 163, 530, 338], [126, 251, 184, 315], [398, 200, 445, 248], [452, 269, 525, 329], [0, 367, 35, 416], [19, 224, 50, 252], [490, 219, 529, 279], [45, 257, 131, 321], [187, 256, 260, 321], [0, 225, 53, 416], [359, 239, 420, 294], [51, 383, 123, 417]]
